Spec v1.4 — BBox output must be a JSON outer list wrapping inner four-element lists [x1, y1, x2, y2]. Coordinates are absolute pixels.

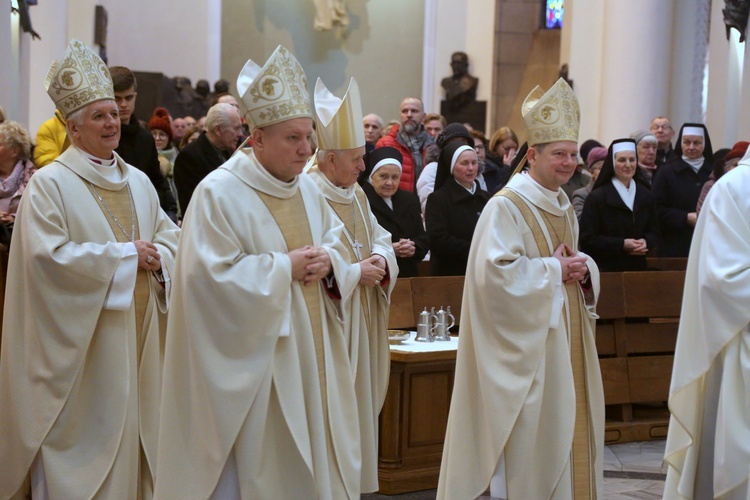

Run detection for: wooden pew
[[597, 271, 685, 443], [381, 271, 685, 492]]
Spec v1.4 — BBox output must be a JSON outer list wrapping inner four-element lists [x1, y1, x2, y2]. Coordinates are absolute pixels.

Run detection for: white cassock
[[154, 149, 364, 500], [437, 172, 605, 500], [308, 166, 398, 493], [664, 156, 750, 500], [0, 146, 179, 499]]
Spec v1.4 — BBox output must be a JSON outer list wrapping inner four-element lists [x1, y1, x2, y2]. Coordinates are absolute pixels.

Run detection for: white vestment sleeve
[[104, 242, 137, 311], [151, 263, 172, 313]]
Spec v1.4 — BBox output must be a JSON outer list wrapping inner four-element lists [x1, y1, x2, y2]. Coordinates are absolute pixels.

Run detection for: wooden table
[[377, 335, 457, 495]]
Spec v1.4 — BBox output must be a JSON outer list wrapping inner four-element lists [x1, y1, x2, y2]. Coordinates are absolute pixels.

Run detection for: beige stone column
[[706, 0, 746, 148], [564, 0, 675, 145]]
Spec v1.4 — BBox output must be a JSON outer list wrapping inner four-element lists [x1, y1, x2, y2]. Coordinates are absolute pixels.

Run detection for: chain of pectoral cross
[[328, 198, 365, 261]]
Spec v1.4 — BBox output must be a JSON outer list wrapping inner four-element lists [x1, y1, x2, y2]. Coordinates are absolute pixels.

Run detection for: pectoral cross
[[352, 239, 363, 261]]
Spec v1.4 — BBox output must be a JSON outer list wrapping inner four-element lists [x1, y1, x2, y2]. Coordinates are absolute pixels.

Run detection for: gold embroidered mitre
[[522, 77, 580, 146], [236, 45, 311, 129], [45, 39, 114, 119], [314, 77, 365, 150]]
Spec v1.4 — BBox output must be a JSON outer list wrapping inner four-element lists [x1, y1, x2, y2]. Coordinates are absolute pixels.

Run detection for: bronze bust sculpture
[[441, 52, 479, 111]]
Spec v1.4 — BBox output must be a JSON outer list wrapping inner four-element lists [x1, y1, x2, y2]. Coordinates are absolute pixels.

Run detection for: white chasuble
[[154, 149, 363, 500], [0, 146, 179, 499], [437, 173, 605, 500], [664, 161, 750, 500], [308, 166, 398, 493]]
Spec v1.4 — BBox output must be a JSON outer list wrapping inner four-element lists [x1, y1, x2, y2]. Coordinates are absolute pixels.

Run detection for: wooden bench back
[[388, 276, 465, 329]]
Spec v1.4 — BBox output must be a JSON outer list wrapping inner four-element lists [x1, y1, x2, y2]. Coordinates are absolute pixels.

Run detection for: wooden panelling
[[624, 322, 679, 354], [409, 277, 465, 327], [407, 370, 453, 449], [600, 358, 630, 405], [595, 323, 616, 355], [627, 356, 674, 403], [597, 272, 625, 319], [389, 279, 415, 329], [623, 271, 685, 317], [646, 257, 688, 271]]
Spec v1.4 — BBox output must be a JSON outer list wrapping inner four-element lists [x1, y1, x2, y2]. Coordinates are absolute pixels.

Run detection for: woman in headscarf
[[579, 138, 659, 271], [651, 123, 714, 257], [361, 147, 428, 277], [425, 142, 490, 276], [0, 121, 36, 248]]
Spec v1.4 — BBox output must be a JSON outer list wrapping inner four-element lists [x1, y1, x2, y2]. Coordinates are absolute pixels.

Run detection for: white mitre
[[236, 45, 311, 129], [522, 77, 580, 146], [45, 39, 114, 119], [313, 77, 365, 151]]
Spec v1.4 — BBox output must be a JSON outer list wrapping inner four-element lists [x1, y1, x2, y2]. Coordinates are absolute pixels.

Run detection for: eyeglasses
[[474, 145, 485, 151], [651, 125, 672, 130]]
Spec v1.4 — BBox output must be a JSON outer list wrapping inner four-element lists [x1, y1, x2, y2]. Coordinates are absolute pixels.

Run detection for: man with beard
[[376, 97, 435, 192]]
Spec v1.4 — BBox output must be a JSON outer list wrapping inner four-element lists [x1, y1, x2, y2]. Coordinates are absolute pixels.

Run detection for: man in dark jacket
[[110, 66, 178, 221], [173, 102, 243, 215]]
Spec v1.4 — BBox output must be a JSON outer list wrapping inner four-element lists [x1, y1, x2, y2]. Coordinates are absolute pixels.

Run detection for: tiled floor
[[363, 440, 667, 499]]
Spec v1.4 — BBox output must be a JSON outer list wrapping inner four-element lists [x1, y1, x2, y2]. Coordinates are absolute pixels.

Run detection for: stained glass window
[[545, 0, 564, 29]]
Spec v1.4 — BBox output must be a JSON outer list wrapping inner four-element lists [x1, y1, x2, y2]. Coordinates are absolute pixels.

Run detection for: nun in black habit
[[360, 147, 429, 278], [651, 123, 713, 257], [579, 138, 660, 271]]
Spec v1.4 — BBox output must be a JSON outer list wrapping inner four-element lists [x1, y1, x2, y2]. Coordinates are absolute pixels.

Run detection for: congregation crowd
[[1, 68, 746, 276], [0, 37, 748, 500]]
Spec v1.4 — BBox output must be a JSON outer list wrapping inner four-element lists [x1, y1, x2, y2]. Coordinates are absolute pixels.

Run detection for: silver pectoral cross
[[352, 239, 363, 260]]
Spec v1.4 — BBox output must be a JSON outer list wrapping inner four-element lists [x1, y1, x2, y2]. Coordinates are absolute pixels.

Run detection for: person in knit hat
[[148, 108, 173, 151], [148, 107, 179, 208]]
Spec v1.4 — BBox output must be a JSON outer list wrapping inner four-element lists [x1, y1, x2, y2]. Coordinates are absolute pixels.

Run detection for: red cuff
[[380, 262, 391, 287], [579, 274, 592, 292], [323, 275, 341, 300]]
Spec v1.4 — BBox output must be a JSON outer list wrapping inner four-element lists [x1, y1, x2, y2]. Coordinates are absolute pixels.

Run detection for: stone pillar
[[27, 0, 72, 136], [598, 0, 675, 142], [705, 0, 746, 148], [667, 0, 706, 129], [740, 23, 750, 141], [561, 0, 605, 144], [428, 0, 495, 132], [0, 5, 19, 122], [565, 0, 674, 145]]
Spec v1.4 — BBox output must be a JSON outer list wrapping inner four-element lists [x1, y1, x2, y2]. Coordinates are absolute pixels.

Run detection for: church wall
[[667, 0, 705, 130], [10, 1, 748, 151], [25, 0, 75, 137], [98, 0, 221, 91], [21, 0, 218, 137], [221, 0, 425, 125], [1, 5, 25, 125], [426, 0, 497, 132]]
